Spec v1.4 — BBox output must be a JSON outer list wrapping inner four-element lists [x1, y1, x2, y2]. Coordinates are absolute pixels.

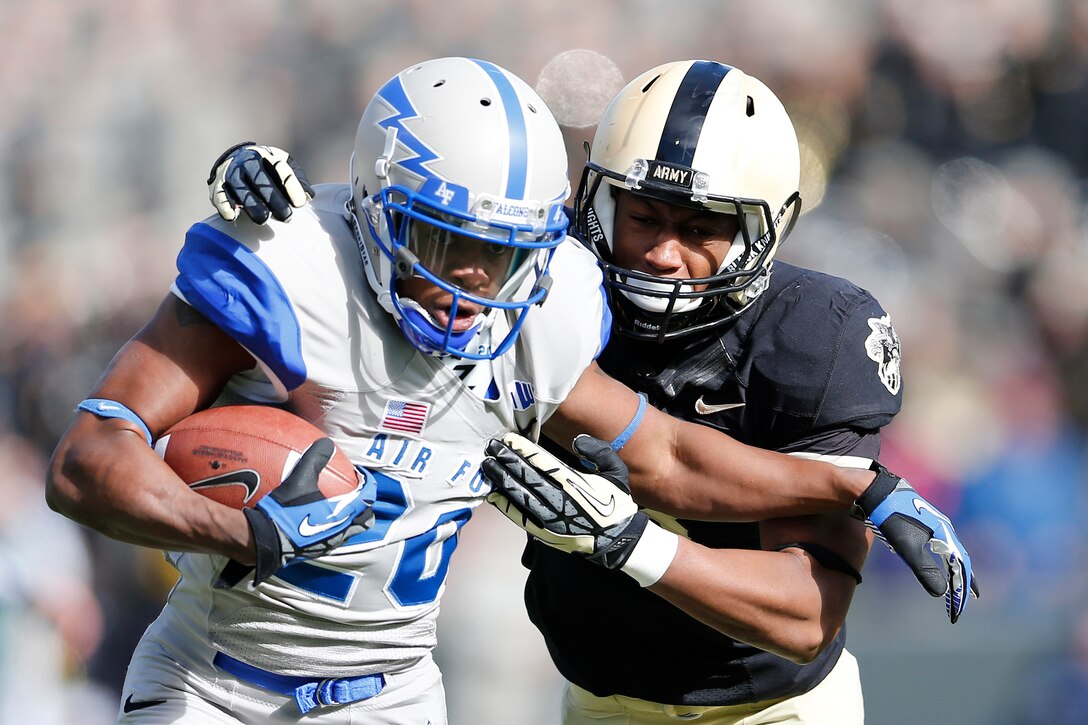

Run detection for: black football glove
[[207, 142, 314, 224], [215, 438, 375, 588], [482, 433, 652, 571], [853, 463, 979, 623]]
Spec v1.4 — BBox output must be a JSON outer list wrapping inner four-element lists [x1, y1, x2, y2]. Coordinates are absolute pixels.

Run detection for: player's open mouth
[[431, 302, 483, 332]]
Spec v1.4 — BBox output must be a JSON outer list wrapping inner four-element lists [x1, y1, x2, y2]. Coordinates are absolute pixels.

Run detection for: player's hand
[[482, 432, 651, 570], [207, 142, 314, 224], [216, 438, 376, 588], [853, 463, 979, 623]]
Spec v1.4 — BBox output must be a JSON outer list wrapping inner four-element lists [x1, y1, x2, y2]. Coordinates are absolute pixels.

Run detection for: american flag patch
[[379, 398, 431, 436]]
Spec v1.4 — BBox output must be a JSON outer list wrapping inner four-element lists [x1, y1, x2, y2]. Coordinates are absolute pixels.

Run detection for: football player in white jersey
[[51, 57, 957, 725]]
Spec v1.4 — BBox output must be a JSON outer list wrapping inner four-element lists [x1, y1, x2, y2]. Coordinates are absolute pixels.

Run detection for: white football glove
[[207, 142, 314, 224], [482, 433, 679, 585]]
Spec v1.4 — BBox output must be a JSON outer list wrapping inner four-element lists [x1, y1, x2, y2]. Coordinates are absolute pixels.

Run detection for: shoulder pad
[[744, 263, 902, 432], [174, 221, 305, 392]]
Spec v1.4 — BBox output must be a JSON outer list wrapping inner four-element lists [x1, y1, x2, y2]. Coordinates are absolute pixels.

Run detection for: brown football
[[155, 405, 358, 509]]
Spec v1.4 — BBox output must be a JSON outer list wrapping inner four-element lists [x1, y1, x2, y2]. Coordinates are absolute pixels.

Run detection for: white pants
[[117, 628, 446, 724], [561, 649, 864, 725]]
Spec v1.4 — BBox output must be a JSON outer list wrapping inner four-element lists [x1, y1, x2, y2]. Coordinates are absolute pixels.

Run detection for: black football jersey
[[526, 261, 903, 705]]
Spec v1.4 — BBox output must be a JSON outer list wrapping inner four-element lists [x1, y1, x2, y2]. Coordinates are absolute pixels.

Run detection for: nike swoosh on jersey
[[566, 476, 616, 518], [189, 469, 261, 503], [694, 396, 745, 415], [298, 514, 351, 537], [124, 695, 167, 713]]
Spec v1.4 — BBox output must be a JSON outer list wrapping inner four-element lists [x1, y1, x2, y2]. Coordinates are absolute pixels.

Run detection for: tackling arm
[[547, 362, 977, 623], [546, 361, 873, 519], [484, 432, 871, 663], [652, 512, 870, 663]]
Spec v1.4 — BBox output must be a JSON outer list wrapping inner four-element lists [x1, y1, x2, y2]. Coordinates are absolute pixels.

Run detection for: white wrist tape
[[620, 520, 680, 587]]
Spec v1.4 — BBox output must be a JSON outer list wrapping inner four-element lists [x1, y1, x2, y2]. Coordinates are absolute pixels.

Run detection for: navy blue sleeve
[[813, 291, 902, 431], [744, 269, 902, 444], [174, 222, 307, 391]]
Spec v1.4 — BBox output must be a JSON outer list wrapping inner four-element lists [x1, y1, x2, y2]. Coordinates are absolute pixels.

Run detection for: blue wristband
[[610, 393, 647, 452], [77, 398, 153, 446]]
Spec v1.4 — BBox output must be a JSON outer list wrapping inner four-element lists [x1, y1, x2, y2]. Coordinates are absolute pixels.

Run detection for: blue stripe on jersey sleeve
[[595, 282, 612, 359], [175, 222, 306, 391]]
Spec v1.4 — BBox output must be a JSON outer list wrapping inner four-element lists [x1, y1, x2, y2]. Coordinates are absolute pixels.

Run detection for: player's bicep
[[547, 363, 760, 515], [89, 294, 256, 437]]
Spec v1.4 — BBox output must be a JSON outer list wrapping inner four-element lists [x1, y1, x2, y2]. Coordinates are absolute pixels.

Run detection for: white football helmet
[[573, 60, 802, 342], [348, 57, 570, 359]]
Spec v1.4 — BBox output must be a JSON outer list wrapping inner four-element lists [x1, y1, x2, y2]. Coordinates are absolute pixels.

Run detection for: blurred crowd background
[[3, 0, 1088, 723]]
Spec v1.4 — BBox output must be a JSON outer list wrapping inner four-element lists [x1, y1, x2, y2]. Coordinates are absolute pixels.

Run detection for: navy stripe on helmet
[[655, 61, 730, 167]]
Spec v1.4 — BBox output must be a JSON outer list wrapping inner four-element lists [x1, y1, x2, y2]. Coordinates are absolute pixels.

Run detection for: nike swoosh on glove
[[215, 438, 376, 588], [854, 463, 979, 623], [482, 433, 650, 570]]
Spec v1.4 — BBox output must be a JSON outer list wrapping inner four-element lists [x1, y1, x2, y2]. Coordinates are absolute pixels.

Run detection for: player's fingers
[[250, 147, 299, 220], [948, 588, 965, 624], [483, 456, 560, 521], [289, 157, 315, 198], [211, 163, 241, 221], [481, 457, 536, 505], [485, 439, 541, 485], [883, 518, 947, 596], [572, 434, 627, 484], [273, 159, 310, 209], [243, 191, 275, 224], [250, 158, 294, 222], [481, 456, 510, 490], [947, 557, 968, 623], [239, 155, 293, 223], [273, 438, 334, 501], [226, 161, 271, 224], [484, 470, 542, 525], [212, 191, 240, 222], [349, 508, 375, 531]]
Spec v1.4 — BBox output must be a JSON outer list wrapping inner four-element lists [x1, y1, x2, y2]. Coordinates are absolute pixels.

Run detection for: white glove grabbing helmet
[[574, 60, 802, 342], [348, 57, 571, 359]]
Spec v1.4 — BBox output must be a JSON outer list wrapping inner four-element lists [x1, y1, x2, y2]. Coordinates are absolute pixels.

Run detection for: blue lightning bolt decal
[[374, 75, 440, 180]]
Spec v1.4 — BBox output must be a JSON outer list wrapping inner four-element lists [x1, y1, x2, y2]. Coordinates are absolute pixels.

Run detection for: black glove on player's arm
[[207, 142, 314, 224]]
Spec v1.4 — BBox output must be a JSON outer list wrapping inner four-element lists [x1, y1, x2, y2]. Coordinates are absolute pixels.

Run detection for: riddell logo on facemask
[[633, 317, 661, 332]]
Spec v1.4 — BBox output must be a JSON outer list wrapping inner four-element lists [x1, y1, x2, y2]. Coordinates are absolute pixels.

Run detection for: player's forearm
[[627, 417, 872, 520], [648, 538, 854, 664], [47, 417, 254, 563]]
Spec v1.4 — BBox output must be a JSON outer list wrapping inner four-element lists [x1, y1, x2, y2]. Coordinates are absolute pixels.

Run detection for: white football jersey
[[158, 184, 608, 678]]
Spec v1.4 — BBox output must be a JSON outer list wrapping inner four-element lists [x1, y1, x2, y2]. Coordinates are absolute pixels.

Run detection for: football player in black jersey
[[204, 60, 977, 724], [491, 60, 896, 723], [487, 60, 976, 724]]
